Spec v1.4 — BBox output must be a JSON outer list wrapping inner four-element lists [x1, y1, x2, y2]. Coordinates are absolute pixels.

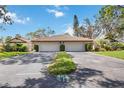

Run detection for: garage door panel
[[65, 42, 85, 52], [39, 42, 60, 52]]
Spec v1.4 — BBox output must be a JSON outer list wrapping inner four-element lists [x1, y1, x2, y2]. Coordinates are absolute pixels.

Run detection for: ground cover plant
[[48, 52, 76, 75]]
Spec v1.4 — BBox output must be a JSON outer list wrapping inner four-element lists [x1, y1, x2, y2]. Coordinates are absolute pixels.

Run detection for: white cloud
[[47, 9, 64, 17], [5, 12, 30, 24], [26, 17, 30, 21], [54, 5, 69, 10], [65, 25, 74, 36]]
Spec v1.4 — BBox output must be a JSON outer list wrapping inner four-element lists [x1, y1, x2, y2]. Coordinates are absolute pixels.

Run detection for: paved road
[[0, 52, 124, 88]]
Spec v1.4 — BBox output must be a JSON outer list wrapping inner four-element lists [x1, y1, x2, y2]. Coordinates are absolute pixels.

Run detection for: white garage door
[[65, 42, 85, 52], [39, 42, 60, 52]]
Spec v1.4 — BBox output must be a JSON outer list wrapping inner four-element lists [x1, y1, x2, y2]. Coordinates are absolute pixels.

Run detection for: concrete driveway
[[0, 52, 124, 88], [68, 52, 124, 88], [0, 52, 55, 88]]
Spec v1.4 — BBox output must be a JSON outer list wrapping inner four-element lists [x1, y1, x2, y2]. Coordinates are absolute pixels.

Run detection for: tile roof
[[31, 34, 93, 42], [9, 37, 30, 43]]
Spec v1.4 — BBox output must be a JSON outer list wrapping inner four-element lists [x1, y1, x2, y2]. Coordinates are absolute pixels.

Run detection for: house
[[0, 43, 3, 52], [31, 34, 93, 52], [9, 35, 32, 51]]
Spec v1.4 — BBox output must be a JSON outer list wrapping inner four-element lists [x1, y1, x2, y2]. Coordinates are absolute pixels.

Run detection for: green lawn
[[0, 52, 30, 60], [96, 51, 124, 60]]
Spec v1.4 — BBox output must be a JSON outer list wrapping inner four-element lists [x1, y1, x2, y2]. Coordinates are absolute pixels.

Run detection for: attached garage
[[31, 34, 93, 52], [39, 42, 60, 52], [65, 42, 85, 52]]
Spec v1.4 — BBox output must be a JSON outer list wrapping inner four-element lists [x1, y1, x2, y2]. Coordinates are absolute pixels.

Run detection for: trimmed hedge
[[60, 44, 65, 51], [48, 52, 76, 75], [85, 43, 92, 51]]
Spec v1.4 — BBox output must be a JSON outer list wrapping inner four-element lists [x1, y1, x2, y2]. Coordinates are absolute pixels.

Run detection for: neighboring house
[[31, 34, 93, 52], [9, 36, 32, 52], [0, 43, 3, 52]]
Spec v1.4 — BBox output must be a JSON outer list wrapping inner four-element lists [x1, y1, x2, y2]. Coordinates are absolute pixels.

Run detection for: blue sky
[[0, 5, 102, 37]]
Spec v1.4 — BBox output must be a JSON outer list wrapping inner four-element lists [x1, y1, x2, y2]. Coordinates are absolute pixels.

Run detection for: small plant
[[34, 45, 39, 52], [85, 43, 92, 51], [60, 44, 65, 51]]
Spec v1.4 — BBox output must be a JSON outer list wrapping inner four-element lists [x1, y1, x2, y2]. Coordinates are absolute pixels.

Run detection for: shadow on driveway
[[0, 53, 54, 65], [0, 67, 124, 88]]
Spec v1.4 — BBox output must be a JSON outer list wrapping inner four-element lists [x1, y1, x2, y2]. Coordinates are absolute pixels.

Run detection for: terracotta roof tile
[[9, 37, 30, 43], [31, 34, 93, 42]]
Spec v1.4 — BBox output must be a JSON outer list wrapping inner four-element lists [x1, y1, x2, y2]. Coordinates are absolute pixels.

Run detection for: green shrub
[[48, 58, 76, 75], [85, 43, 92, 51], [104, 44, 112, 51], [118, 43, 124, 50], [4, 44, 13, 52], [34, 45, 39, 52], [94, 47, 100, 52], [111, 42, 124, 51], [0, 46, 4, 52], [48, 52, 76, 75], [60, 44, 65, 51], [4, 43, 28, 52], [20, 45, 28, 52], [94, 39, 111, 51], [13, 43, 28, 52]]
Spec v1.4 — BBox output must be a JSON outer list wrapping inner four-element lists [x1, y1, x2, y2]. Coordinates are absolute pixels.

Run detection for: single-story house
[[0, 43, 3, 52], [9, 36, 32, 51], [31, 34, 93, 52]]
